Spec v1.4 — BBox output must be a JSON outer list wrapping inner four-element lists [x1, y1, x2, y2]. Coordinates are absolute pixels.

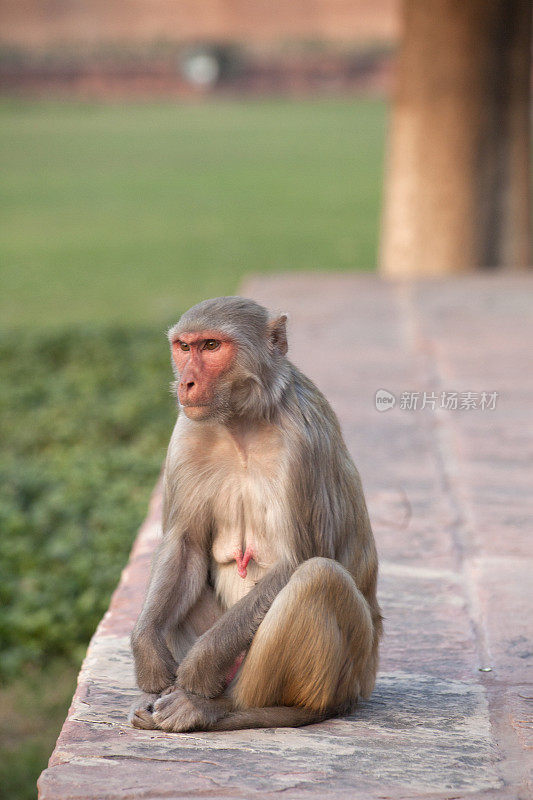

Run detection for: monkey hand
[[152, 688, 227, 733], [128, 692, 159, 730], [175, 645, 228, 699]]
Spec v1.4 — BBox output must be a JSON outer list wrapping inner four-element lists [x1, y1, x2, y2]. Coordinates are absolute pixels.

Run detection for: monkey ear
[[267, 314, 288, 356]]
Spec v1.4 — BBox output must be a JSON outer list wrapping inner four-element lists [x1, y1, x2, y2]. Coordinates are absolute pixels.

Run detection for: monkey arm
[[131, 534, 208, 693], [175, 561, 293, 698]]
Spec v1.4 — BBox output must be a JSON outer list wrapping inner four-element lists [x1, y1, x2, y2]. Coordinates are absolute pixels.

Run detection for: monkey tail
[[208, 705, 333, 731]]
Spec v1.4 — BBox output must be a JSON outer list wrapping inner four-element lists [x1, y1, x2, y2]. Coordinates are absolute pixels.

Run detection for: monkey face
[[171, 329, 237, 421]]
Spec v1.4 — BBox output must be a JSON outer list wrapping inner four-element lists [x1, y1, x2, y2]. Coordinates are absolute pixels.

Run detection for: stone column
[[380, 0, 531, 276]]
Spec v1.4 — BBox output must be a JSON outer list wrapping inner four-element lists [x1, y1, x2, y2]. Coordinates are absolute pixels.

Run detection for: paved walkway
[[38, 275, 533, 800]]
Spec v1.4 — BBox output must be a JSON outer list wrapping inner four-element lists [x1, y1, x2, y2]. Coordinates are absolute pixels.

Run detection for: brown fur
[[130, 296, 382, 732]]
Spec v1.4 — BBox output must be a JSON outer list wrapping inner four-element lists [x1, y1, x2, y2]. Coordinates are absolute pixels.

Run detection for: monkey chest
[[210, 471, 287, 609]]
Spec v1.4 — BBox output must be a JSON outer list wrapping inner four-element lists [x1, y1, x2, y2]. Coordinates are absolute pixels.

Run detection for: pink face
[[171, 329, 237, 420]]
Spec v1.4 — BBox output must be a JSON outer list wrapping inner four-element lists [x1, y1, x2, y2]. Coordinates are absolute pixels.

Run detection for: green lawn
[[0, 97, 386, 800], [0, 98, 385, 329], [0, 327, 175, 800]]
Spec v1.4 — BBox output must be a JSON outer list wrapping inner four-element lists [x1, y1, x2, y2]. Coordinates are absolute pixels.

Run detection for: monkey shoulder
[[287, 367, 356, 474], [284, 366, 369, 557]]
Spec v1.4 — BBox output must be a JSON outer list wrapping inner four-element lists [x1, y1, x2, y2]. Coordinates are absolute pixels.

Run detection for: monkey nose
[[178, 378, 199, 403]]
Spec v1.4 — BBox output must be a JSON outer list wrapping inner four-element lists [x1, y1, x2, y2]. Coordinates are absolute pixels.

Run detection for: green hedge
[[0, 327, 175, 679]]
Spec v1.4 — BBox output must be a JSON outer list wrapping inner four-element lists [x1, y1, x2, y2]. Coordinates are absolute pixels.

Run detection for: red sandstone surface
[[2, 0, 399, 48], [38, 274, 533, 799]]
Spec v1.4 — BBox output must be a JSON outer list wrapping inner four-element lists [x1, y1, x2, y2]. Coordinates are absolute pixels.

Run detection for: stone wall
[[1, 0, 399, 48]]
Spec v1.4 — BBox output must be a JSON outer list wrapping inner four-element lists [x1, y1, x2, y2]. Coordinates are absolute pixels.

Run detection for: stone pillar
[[380, 0, 531, 276]]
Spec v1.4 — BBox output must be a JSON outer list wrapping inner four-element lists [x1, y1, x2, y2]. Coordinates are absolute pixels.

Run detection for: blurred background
[[0, 2, 530, 797]]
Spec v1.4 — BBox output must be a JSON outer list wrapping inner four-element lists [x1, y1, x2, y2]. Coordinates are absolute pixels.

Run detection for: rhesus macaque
[[130, 297, 382, 732]]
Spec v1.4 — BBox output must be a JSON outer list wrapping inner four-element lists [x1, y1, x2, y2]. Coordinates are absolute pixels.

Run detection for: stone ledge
[[38, 274, 533, 800]]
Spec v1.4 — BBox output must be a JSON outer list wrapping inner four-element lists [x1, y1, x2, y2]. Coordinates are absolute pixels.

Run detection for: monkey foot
[[129, 692, 158, 729], [152, 688, 225, 733]]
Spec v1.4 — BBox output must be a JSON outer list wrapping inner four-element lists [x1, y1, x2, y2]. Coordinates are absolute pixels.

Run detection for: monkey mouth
[[179, 402, 214, 420]]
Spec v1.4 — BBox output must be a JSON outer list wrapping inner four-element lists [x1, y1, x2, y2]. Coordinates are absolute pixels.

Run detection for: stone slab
[[38, 274, 533, 799], [40, 631, 503, 798]]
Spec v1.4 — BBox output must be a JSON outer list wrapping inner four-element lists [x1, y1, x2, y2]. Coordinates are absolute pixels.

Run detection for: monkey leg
[[149, 558, 375, 732], [231, 557, 375, 714], [130, 587, 223, 729]]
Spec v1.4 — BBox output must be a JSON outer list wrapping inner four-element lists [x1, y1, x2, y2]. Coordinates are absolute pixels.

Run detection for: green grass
[[0, 661, 79, 800], [0, 97, 386, 800], [0, 98, 386, 328], [0, 326, 175, 800]]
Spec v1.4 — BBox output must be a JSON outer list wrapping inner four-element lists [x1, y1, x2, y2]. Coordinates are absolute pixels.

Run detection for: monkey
[[129, 296, 382, 732]]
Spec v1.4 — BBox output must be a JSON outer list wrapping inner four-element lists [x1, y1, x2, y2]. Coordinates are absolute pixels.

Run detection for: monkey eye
[[178, 341, 190, 352], [202, 339, 220, 351]]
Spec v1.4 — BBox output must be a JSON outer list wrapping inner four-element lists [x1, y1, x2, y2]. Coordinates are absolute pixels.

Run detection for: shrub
[[0, 326, 175, 679]]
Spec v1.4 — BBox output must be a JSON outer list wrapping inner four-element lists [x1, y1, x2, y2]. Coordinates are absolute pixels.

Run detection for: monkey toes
[[152, 689, 211, 732], [128, 692, 159, 730]]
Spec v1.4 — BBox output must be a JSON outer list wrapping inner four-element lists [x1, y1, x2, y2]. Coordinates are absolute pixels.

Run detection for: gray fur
[[130, 296, 382, 731]]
